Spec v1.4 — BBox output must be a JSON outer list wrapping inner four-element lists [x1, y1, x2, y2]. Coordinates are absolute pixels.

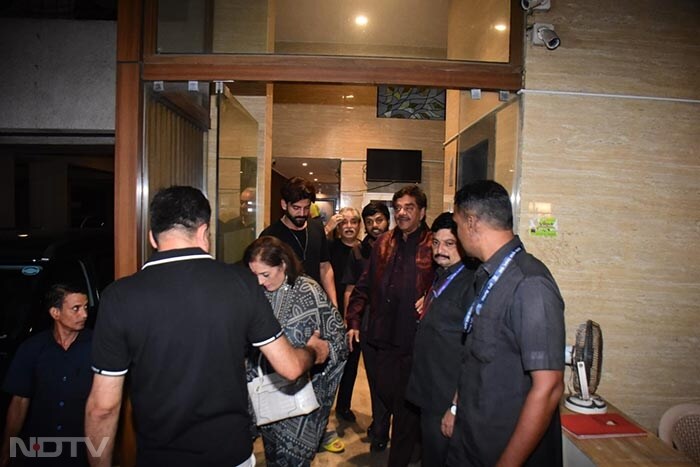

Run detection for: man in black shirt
[[1, 284, 92, 467], [446, 180, 565, 467], [406, 212, 477, 466], [85, 186, 329, 467], [341, 202, 391, 448], [260, 177, 337, 306], [328, 207, 361, 422]]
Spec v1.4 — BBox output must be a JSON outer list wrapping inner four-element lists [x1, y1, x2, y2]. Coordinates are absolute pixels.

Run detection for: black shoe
[[370, 439, 387, 452], [336, 408, 357, 423]]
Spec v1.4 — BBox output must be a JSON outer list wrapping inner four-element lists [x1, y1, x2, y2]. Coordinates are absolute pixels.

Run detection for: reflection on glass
[[157, 0, 510, 63], [217, 91, 264, 264]]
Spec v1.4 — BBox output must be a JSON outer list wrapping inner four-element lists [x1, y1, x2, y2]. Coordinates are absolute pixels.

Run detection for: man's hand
[[305, 330, 329, 364], [415, 295, 425, 317], [347, 329, 360, 352], [441, 407, 456, 438]]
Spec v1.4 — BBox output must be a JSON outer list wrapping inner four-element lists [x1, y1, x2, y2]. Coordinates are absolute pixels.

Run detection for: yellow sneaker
[[321, 433, 345, 453]]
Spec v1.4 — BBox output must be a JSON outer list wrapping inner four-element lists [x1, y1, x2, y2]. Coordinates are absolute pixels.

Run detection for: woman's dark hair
[[243, 236, 304, 285]]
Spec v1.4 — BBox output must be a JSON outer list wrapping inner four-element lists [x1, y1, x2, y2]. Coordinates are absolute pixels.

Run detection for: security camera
[[521, 0, 550, 11], [532, 23, 561, 50]]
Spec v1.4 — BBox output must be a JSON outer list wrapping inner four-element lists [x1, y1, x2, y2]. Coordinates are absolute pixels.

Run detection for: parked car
[[0, 228, 114, 423]]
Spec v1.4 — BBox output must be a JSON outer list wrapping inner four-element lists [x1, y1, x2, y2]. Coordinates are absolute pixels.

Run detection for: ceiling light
[[314, 178, 318, 182], [355, 15, 368, 26], [17, 233, 29, 238], [302, 162, 308, 166], [309, 171, 314, 175], [346, 106, 354, 110], [345, 94, 354, 99], [494, 23, 507, 32]]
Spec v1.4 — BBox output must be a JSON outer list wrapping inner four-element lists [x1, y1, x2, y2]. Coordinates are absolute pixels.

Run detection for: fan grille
[[572, 320, 603, 393]]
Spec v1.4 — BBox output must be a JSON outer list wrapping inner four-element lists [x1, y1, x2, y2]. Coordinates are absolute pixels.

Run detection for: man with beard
[[260, 177, 337, 306], [339, 202, 391, 444], [406, 212, 478, 466], [346, 186, 434, 465], [1, 284, 92, 467]]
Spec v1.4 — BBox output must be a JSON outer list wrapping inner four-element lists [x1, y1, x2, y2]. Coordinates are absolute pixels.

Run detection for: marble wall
[[521, 0, 700, 430]]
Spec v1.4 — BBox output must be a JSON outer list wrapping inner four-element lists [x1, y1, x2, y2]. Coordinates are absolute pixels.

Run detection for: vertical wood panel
[[145, 98, 206, 201], [114, 63, 141, 279], [117, 0, 142, 62]]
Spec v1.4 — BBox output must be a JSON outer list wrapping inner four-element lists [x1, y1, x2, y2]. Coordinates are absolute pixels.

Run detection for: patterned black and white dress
[[249, 275, 348, 467]]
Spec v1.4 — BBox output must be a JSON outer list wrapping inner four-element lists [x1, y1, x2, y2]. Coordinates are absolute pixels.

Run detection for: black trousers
[[335, 341, 361, 412], [362, 341, 391, 442], [376, 348, 421, 467], [421, 411, 450, 467]]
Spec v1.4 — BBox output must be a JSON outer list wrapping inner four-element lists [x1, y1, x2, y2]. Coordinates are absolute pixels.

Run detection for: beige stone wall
[[521, 0, 700, 430]]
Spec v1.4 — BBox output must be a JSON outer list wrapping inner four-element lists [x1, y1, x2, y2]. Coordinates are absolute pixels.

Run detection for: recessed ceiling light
[[346, 94, 354, 99], [355, 15, 368, 26], [302, 162, 308, 166], [309, 171, 314, 175], [17, 233, 29, 238], [494, 23, 507, 32], [314, 178, 318, 182], [346, 106, 354, 110]]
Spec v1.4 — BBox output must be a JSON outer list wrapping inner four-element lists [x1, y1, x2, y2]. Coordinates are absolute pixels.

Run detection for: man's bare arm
[[85, 374, 125, 467], [495, 370, 564, 466], [261, 331, 329, 380], [1, 395, 30, 467], [319, 262, 338, 308]]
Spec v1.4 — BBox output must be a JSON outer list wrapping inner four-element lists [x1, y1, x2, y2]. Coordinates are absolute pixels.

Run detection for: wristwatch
[[450, 403, 457, 415]]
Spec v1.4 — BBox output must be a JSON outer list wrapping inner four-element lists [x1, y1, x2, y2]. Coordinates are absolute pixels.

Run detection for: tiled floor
[[253, 359, 420, 466]]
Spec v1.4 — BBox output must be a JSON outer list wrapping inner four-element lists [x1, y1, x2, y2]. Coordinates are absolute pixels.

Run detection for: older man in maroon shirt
[[346, 185, 434, 466]]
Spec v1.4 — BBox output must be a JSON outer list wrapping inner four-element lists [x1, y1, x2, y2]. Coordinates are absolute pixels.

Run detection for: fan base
[[565, 395, 608, 414]]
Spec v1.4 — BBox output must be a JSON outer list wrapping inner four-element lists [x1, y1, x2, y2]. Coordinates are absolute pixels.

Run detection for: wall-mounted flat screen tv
[[366, 148, 422, 183]]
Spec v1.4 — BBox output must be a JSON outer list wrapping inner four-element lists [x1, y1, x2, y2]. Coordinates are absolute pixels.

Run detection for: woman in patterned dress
[[244, 236, 348, 467]]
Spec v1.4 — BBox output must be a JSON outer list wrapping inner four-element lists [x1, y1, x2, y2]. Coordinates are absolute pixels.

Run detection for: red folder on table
[[561, 413, 647, 439]]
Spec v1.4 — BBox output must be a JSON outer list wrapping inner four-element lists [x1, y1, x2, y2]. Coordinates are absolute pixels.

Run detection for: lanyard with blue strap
[[462, 246, 522, 334], [421, 264, 465, 320], [433, 264, 465, 298]]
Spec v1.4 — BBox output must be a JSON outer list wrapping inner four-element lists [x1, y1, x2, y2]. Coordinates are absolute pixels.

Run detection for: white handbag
[[247, 355, 320, 426]]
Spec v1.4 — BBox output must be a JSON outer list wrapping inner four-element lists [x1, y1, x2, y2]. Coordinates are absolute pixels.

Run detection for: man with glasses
[[346, 185, 434, 465]]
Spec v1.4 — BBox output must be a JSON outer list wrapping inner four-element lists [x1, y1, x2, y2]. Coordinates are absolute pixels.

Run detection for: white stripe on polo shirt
[[91, 366, 129, 376], [141, 253, 214, 269], [252, 329, 285, 347]]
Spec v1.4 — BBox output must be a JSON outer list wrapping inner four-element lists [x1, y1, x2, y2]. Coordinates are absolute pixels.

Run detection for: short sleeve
[[511, 275, 565, 372], [341, 248, 362, 286], [91, 285, 130, 376], [2, 337, 40, 397], [246, 278, 283, 347]]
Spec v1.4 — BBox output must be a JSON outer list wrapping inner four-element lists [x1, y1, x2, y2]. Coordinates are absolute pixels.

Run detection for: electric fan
[[564, 320, 607, 414]]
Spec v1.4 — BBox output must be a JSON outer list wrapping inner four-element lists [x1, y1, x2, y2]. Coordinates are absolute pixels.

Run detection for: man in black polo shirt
[[1, 283, 92, 467], [85, 186, 329, 467], [446, 180, 565, 466]]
